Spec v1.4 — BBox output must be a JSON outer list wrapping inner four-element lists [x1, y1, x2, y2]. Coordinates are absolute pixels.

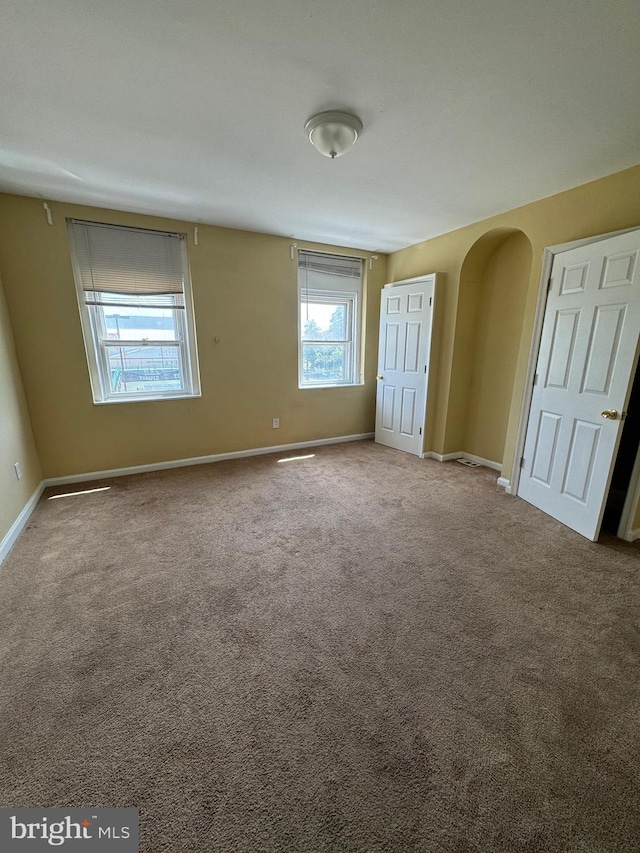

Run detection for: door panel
[[581, 305, 625, 394], [384, 323, 399, 370], [560, 262, 589, 294], [386, 294, 402, 313], [400, 388, 417, 436], [404, 322, 421, 372], [601, 251, 637, 289], [375, 277, 436, 456], [561, 419, 601, 502], [518, 229, 640, 540], [408, 292, 424, 312], [381, 385, 395, 432], [546, 309, 580, 389], [531, 411, 562, 485]]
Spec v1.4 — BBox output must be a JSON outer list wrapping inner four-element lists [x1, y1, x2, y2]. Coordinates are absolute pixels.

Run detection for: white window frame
[[68, 221, 201, 404], [298, 253, 363, 389]]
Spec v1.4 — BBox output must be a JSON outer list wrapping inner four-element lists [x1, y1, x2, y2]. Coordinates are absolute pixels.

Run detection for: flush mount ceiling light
[[304, 110, 363, 159]]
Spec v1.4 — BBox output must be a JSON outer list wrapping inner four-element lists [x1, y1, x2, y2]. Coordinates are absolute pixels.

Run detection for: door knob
[[376, 374, 384, 380], [600, 409, 619, 420]]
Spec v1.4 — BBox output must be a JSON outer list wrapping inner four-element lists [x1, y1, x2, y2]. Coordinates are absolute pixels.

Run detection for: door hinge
[[533, 373, 538, 386], [520, 456, 525, 468], [419, 427, 422, 435], [424, 365, 427, 373], [429, 296, 432, 307], [547, 277, 552, 293]]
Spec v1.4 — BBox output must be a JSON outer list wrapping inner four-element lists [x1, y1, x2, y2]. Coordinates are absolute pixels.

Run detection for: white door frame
[[617, 414, 640, 541], [510, 226, 640, 540]]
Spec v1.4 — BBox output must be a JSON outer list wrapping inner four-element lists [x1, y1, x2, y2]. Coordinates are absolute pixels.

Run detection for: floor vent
[[457, 458, 481, 468]]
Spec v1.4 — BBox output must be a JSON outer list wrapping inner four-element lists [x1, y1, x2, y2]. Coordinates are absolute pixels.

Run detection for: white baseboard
[[423, 451, 463, 462], [423, 450, 502, 472], [0, 482, 45, 565], [461, 453, 502, 472], [497, 477, 512, 494], [44, 433, 375, 487]]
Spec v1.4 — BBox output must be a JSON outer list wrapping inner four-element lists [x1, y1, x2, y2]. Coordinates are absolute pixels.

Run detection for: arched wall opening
[[453, 227, 533, 466]]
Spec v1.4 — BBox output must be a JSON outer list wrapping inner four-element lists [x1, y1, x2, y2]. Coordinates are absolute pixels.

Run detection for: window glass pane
[[105, 345, 183, 394], [101, 304, 178, 342], [301, 302, 347, 341], [302, 342, 347, 384]]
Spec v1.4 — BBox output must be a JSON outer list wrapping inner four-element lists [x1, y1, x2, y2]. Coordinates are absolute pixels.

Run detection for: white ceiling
[[1, 0, 639, 252]]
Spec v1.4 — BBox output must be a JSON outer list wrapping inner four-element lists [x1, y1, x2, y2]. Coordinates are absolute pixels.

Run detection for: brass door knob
[[601, 409, 619, 420], [376, 374, 384, 380]]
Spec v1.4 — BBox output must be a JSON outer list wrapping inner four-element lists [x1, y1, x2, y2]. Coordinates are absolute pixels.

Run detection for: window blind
[[67, 220, 186, 306], [298, 250, 362, 279]]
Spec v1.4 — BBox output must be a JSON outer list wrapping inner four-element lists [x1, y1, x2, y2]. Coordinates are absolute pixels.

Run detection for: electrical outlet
[[272, 418, 280, 429], [14, 462, 22, 480]]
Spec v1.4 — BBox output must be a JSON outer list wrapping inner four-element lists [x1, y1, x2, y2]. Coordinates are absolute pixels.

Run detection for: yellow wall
[[389, 164, 640, 489], [2, 165, 640, 533], [0, 275, 42, 544], [0, 194, 387, 479], [462, 231, 532, 464]]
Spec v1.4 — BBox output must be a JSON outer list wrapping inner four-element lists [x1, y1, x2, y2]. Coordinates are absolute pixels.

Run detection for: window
[[298, 251, 363, 387], [67, 220, 200, 403]]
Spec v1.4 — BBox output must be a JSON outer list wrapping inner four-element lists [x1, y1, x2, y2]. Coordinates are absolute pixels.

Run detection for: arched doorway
[[453, 228, 533, 467]]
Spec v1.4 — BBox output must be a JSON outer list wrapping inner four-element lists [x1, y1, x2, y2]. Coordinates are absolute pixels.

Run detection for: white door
[[518, 230, 640, 540], [375, 276, 435, 456]]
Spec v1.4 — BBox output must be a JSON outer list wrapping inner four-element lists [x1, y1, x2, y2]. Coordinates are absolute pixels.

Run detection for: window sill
[[93, 392, 202, 405], [298, 382, 365, 390]]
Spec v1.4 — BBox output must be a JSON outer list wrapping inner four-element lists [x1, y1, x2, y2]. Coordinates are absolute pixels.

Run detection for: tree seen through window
[[301, 302, 349, 383]]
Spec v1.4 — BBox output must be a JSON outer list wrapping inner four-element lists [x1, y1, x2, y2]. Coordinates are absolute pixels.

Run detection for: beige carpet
[[0, 440, 639, 852]]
